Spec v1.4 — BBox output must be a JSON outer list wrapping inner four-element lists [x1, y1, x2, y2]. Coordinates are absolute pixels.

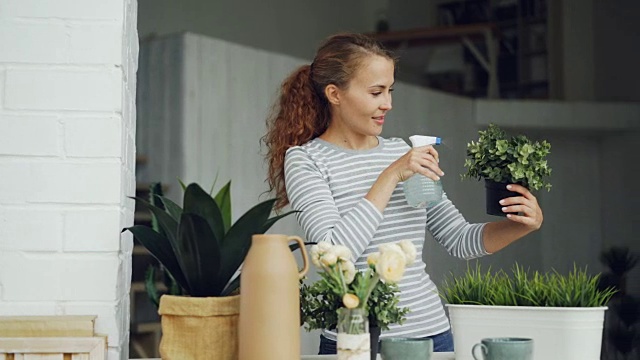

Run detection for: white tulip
[[367, 252, 380, 267], [340, 260, 357, 284], [320, 252, 338, 267], [375, 249, 407, 283], [310, 245, 322, 268], [317, 241, 332, 253], [398, 240, 417, 265], [379, 243, 405, 258], [332, 245, 352, 262]]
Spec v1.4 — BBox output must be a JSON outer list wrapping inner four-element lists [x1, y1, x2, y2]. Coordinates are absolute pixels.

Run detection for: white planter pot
[[446, 304, 607, 360]]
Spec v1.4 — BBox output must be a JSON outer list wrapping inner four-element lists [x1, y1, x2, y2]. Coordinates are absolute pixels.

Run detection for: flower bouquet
[[300, 241, 417, 360]]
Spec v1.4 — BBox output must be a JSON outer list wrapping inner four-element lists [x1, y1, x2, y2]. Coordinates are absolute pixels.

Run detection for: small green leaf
[[145, 265, 160, 307], [214, 181, 232, 233]]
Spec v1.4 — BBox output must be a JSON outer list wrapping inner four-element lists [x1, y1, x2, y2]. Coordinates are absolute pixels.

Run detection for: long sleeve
[[426, 194, 489, 259], [284, 146, 384, 259]]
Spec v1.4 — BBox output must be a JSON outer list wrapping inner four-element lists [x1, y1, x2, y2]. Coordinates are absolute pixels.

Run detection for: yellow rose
[[342, 293, 360, 309], [375, 249, 406, 283]]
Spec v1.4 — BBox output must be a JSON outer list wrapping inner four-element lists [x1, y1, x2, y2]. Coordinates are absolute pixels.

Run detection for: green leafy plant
[[440, 262, 616, 307], [124, 181, 295, 298], [462, 124, 552, 191]]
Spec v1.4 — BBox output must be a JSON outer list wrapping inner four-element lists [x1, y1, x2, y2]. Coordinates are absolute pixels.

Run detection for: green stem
[[362, 272, 380, 309], [336, 262, 348, 294]]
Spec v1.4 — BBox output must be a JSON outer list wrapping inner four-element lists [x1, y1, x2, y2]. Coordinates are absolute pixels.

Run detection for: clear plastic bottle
[[403, 135, 443, 208]]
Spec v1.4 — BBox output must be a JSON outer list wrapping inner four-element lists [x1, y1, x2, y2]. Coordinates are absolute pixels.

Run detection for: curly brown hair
[[263, 33, 396, 210]]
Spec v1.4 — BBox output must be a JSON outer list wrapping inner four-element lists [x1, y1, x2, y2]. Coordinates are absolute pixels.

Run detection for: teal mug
[[472, 337, 533, 360], [380, 337, 433, 360]]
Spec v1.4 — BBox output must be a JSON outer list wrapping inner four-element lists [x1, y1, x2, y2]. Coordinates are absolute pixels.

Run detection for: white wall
[[0, 1, 138, 359], [137, 0, 374, 61]]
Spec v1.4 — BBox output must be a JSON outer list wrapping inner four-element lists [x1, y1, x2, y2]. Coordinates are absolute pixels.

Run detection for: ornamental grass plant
[[440, 263, 617, 307]]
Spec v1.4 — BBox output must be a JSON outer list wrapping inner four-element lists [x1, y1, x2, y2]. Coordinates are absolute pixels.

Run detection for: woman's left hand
[[500, 184, 543, 231]]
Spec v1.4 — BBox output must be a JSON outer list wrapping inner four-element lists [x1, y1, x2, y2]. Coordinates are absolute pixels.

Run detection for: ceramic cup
[[380, 337, 433, 360], [472, 337, 533, 360]]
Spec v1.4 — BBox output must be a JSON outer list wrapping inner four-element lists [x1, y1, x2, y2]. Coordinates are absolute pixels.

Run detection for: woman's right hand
[[391, 145, 444, 183]]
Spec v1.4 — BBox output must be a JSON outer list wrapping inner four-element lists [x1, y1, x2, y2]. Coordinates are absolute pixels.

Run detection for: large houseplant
[[440, 263, 616, 360], [124, 181, 294, 360], [462, 124, 552, 216]]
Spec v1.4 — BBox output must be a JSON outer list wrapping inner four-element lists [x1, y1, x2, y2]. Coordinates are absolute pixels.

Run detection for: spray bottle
[[403, 135, 443, 208]]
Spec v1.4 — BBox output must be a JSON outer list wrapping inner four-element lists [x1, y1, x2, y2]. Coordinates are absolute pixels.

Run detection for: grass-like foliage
[[440, 262, 617, 307]]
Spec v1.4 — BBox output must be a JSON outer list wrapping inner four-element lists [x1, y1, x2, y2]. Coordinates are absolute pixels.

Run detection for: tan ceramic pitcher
[[239, 234, 309, 360]]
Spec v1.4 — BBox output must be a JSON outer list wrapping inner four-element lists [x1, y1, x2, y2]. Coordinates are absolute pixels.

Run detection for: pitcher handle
[[289, 236, 309, 278], [472, 343, 487, 360]]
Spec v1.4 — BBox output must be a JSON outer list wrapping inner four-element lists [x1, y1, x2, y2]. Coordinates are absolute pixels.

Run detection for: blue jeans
[[319, 329, 454, 354]]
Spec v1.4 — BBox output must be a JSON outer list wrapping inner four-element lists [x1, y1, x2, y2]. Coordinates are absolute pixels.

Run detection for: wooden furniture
[[0, 316, 106, 360], [0, 337, 106, 360], [368, 23, 501, 98]]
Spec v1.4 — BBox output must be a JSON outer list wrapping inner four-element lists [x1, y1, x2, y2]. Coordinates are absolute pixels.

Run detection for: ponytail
[[263, 64, 329, 210]]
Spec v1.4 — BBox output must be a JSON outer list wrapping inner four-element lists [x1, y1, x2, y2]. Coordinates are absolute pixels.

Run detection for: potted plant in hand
[[300, 241, 414, 360], [462, 124, 552, 216], [440, 263, 616, 360], [124, 181, 295, 360]]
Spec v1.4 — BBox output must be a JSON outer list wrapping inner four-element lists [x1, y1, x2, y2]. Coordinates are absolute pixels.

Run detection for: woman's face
[[332, 55, 395, 138]]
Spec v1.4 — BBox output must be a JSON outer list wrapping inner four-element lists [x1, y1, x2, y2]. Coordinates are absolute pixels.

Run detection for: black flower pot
[[370, 326, 381, 360], [484, 179, 520, 216]]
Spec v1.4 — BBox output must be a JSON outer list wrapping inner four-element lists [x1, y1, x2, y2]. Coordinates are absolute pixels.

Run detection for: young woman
[[263, 33, 543, 354]]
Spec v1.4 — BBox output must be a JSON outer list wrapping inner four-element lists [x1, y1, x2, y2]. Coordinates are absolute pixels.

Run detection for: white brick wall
[[0, 0, 138, 359]]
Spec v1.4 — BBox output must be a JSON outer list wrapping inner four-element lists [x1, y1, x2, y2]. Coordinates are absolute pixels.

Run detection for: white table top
[[301, 353, 455, 360], [141, 354, 455, 360]]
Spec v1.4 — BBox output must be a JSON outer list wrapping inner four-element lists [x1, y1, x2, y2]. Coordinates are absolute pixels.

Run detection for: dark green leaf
[[183, 183, 225, 247], [123, 225, 190, 294], [262, 209, 299, 233], [131, 196, 181, 264], [221, 275, 240, 297], [218, 199, 276, 289], [177, 213, 223, 296], [148, 183, 165, 236], [145, 265, 160, 307], [157, 195, 183, 222]]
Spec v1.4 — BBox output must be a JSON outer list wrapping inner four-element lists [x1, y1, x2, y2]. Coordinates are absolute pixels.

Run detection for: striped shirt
[[284, 136, 489, 340]]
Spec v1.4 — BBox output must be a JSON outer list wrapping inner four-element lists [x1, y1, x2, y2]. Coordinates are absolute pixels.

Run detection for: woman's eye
[[372, 92, 382, 96]]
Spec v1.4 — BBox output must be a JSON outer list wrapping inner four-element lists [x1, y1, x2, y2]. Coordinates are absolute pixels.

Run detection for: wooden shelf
[[367, 23, 498, 48]]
